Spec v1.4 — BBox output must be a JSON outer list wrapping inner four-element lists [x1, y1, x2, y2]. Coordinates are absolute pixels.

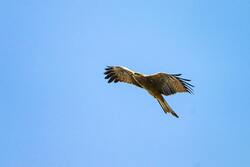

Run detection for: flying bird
[[104, 66, 194, 118]]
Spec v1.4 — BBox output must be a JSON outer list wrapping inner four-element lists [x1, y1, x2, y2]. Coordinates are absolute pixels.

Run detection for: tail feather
[[157, 99, 179, 118]]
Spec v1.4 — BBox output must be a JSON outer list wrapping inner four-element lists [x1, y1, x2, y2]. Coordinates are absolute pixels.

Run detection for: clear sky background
[[1, 0, 250, 167]]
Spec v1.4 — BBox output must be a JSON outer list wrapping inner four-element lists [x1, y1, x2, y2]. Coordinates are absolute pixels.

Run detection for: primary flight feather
[[104, 66, 194, 118]]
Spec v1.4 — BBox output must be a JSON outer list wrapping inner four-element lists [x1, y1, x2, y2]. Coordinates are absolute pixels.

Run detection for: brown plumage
[[104, 66, 194, 118]]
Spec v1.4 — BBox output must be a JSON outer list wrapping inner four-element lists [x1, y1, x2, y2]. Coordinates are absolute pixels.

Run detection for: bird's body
[[104, 66, 194, 118], [133, 73, 161, 97]]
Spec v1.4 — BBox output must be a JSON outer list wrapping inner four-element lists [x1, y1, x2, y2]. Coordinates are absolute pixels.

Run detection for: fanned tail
[[157, 98, 179, 118]]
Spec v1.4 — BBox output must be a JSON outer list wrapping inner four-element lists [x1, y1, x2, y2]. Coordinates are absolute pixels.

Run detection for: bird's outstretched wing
[[146, 73, 194, 96], [104, 66, 142, 88]]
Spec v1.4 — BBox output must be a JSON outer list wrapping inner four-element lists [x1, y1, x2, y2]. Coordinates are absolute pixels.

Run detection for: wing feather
[[104, 66, 142, 88], [146, 73, 194, 96]]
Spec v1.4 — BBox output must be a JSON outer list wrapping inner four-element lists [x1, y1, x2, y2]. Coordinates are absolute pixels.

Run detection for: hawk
[[104, 66, 194, 118]]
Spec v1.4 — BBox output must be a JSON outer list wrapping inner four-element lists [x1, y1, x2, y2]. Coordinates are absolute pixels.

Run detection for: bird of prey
[[104, 66, 194, 118]]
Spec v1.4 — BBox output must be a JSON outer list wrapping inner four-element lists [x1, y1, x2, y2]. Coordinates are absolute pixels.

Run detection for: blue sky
[[1, 0, 250, 167]]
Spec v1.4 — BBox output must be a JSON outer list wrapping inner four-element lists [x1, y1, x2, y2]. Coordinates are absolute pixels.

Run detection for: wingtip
[[105, 66, 113, 70], [172, 73, 182, 76]]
